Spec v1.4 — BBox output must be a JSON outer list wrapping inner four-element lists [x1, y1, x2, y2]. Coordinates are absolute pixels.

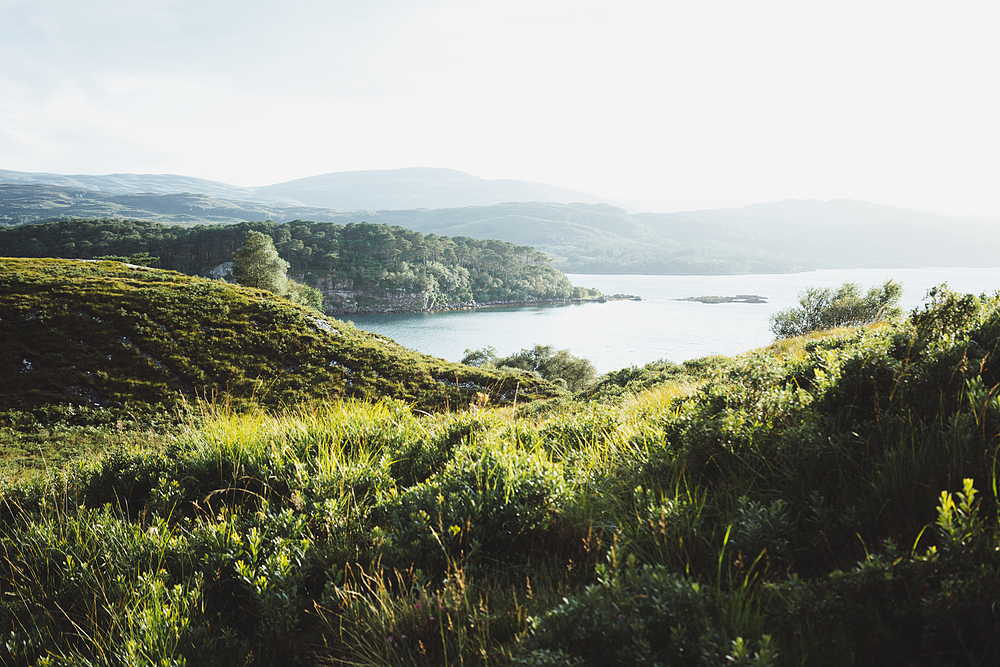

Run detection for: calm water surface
[[349, 268, 1000, 373]]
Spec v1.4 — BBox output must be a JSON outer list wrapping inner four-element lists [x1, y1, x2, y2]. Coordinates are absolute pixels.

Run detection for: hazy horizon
[[2, 1, 998, 218], [6, 164, 1000, 221]]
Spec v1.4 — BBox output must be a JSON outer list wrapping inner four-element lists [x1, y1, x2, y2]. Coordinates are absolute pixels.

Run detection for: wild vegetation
[[770, 279, 903, 338], [3, 264, 1000, 665], [461, 344, 598, 392], [231, 230, 324, 312], [0, 258, 554, 422], [0, 218, 601, 305]]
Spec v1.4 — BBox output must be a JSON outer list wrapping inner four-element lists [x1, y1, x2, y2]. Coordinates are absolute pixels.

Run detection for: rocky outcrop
[[314, 276, 430, 314], [675, 294, 767, 304]]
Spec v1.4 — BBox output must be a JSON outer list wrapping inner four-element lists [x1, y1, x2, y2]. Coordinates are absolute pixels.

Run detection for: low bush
[[519, 559, 777, 667], [770, 279, 902, 338], [373, 444, 571, 576]]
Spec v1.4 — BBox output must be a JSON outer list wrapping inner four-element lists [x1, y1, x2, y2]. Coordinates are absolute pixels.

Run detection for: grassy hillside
[[0, 257, 555, 417], [3, 282, 1000, 665]]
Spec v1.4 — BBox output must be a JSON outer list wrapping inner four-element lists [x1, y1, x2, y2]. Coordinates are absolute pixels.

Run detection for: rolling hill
[[0, 168, 264, 202], [253, 167, 618, 209], [0, 166, 617, 209], [0, 257, 556, 415]]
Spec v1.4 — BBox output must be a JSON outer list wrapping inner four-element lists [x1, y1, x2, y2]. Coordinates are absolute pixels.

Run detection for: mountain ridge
[[3, 167, 999, 273], [0, 166, 620, 210], [254, 167, 621, 209]]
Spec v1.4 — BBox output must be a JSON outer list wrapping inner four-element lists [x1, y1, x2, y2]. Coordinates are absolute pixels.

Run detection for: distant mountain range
[[2, 167, 999, 274], [0, 167, 616, 210]]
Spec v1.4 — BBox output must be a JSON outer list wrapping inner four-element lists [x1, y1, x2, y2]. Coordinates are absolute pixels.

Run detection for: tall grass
[[5, 288, 1000, 664]]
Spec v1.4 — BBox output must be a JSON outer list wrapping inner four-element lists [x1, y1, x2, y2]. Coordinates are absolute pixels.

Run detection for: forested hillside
[[0, 219, 599, 305]]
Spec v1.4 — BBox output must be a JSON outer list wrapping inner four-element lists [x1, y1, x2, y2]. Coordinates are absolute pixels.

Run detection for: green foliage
[[583, 357, 725, 403], [282, 276, 324, 312], [0, 218, 594, 306], [0, 258, 557, 416], [231, 230, 290, 293], [373, 444, 570, 575], [5, 282, 1000, 665], [769, 279, 903, 338], [93, 251, 160, 266], [934, 478, 986, 553], [463, 344, 597, 392], [231, 230, 323, 312], [519, 560, 777, 666]]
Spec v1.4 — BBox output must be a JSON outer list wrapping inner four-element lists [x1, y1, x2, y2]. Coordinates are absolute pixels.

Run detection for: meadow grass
[[4, 289, 1000, 665]]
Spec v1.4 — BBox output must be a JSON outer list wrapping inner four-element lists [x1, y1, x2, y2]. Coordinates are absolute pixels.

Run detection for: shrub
[[372, 445, 570, 575], [770, 280, 902, 338], [519, 561, 777, 666], [464, 344, 596, 392]]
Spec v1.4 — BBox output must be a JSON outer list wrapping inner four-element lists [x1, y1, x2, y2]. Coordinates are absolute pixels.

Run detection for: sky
[[1, 0, 999, 216]]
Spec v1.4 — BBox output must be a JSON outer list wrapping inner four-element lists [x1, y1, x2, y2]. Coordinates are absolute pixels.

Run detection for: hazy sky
[[1, 0, 998, 215]]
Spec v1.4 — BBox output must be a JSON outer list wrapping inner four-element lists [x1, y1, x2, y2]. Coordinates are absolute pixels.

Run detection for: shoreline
[[326, 293, 641, 316]]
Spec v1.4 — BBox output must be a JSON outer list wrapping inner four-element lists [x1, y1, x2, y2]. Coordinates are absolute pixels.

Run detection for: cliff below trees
[[312, 275, 637, 314]]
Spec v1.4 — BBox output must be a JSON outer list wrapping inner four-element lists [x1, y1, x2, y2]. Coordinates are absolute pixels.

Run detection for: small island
[[676, 294, 767, 304], [596, 293, 642, 303]]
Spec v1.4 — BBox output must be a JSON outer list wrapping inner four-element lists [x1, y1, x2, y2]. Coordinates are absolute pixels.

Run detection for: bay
[[348, 268, 1000, 373]]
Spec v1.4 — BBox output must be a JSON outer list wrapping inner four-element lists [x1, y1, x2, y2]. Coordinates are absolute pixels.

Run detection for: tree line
[[0, 218, 599, 304]]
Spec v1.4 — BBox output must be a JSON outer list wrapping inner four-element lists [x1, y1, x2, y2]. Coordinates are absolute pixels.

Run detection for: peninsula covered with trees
[[0, 218, 602, 311]]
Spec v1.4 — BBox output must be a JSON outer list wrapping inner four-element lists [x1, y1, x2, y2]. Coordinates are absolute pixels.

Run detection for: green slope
[[0, 258, 556, 414], [5, 286, 1000, 664]]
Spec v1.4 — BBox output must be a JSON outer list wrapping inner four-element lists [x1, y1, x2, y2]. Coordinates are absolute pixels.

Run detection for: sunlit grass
[[4, 291, 1000, 665], [754, 322, 892, 362]]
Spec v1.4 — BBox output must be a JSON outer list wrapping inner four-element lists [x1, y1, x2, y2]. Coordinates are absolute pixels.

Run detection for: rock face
[[209, 262, 234, 280], [315, 276, 430, 314]]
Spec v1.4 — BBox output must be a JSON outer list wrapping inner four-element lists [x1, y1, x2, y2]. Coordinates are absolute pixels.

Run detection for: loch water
[[348, 268, 1000, 373]]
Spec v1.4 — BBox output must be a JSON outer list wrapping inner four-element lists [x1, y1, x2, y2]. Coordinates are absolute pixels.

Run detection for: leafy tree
[[232, 231, 290, 293], [460, 346, 499, 368], [232, 231, 324, 313], [284, 279, 325, 312], [0, 218, 593, 306], [462, 343, 596, 391], [769, 279, 903, 338]]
